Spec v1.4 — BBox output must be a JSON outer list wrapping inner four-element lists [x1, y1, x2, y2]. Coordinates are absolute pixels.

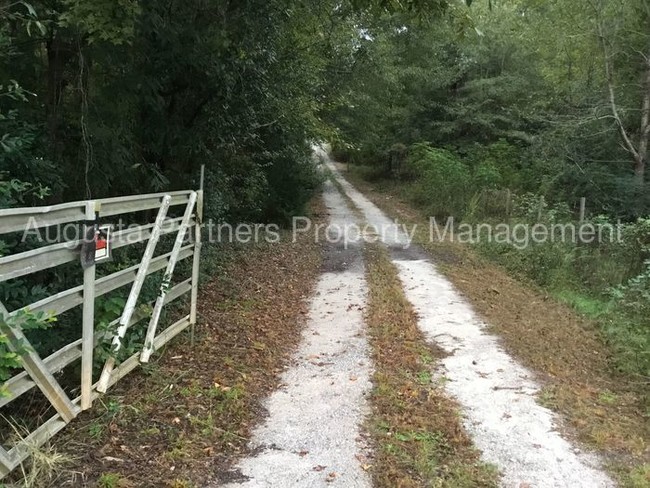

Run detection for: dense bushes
[[1, 0, 331, 226], [404, 144, 471, 218], [348, 140, 650, 376], [1, 0, 333, 384]]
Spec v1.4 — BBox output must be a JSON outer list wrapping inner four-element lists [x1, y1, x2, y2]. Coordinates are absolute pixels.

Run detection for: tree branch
[[597, 19, 639, 159]]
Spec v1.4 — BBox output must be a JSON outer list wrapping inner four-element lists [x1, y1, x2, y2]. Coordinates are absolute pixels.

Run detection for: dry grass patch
[[364, 243, 499, 488]]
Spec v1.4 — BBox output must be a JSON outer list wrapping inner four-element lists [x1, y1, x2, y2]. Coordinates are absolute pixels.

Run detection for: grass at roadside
[[363, 243, 499, 487], [45, 198, 326, 488], [348, 162, 649, 380], [346, 166, 650, 488]]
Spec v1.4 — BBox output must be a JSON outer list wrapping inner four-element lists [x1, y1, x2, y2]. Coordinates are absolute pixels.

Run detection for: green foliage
[[2, 0, 358, 225], [473, 162, 501, 189], [0, 2, 45, 39], [60, 0, 141, 45], [97, 472, 126, 488], [405, 144, 471, 218], [464, 140, 522, 190], [0, 176, 47, 210], [611, 259, 650, 319], [0, 309, 56, 398], [0, 108, 59, 204], [326, 0, 650, 378], [624, 464, 650, 488], [94, 295, 129, 363], [327, 0, 650, 215]]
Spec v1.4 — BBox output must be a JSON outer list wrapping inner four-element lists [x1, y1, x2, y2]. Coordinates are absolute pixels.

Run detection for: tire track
[[214, 179, 372, 488], [326, 156, 615, 488]]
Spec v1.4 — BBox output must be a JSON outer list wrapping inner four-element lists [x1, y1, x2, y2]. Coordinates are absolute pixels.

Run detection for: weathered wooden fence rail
[[0, 185, 203, 479]]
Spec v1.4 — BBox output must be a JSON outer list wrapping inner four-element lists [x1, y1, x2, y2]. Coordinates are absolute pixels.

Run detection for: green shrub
[[262, 147, 323, 223], [473, 162, 502, 189], [462, 139, 522, 191], [351, 164, 389, 183], [330, 141, 354, 163], [601, 314, 650, 377], [405, 143, 471, 218], [475, 238, 577, 289], [610, 260, 650, 318], [1, 310, 56, 397], [482, 139, 522, 189]]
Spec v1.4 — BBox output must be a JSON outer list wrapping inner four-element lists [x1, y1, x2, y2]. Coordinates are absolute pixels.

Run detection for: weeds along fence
[[0, 187, 203, 479], [470, 189, 589, 223]]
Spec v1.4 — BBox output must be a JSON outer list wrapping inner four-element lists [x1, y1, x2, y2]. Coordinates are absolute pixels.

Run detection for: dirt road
[[214, 151, 615, 487]]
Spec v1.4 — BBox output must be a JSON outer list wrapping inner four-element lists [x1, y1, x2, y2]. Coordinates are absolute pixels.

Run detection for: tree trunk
[[46, 35, 62, 150], [637, 56, 650, 183], [46, 35, 73, 154]]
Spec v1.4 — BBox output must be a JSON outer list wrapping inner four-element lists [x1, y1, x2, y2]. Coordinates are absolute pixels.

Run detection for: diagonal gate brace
[[0, 303, 78, 424], [140, 191, 197, 362], [96, 195, 172, 393]]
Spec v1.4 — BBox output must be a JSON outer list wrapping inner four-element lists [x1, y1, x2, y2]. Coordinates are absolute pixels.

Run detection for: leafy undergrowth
[[363, 243, 499, 487], [347, 166, 650, 487], [45, 199, 325, 488]]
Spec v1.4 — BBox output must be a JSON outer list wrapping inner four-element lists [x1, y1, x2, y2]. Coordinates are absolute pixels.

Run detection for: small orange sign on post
[[94, 224, 112, 263]]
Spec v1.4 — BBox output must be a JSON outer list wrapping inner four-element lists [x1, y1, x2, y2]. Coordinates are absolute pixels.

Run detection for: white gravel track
[[212, 147, 615, 488], [214, 179, 372, 488], [326, 158, 615, 488]]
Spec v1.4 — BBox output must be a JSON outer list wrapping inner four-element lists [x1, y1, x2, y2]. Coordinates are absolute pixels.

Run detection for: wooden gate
[[0, 185, 203, 478]]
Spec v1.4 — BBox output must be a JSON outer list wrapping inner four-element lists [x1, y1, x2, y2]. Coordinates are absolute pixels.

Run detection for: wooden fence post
[[80, 201, 97, 410], [190, 166, 204, 345]]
